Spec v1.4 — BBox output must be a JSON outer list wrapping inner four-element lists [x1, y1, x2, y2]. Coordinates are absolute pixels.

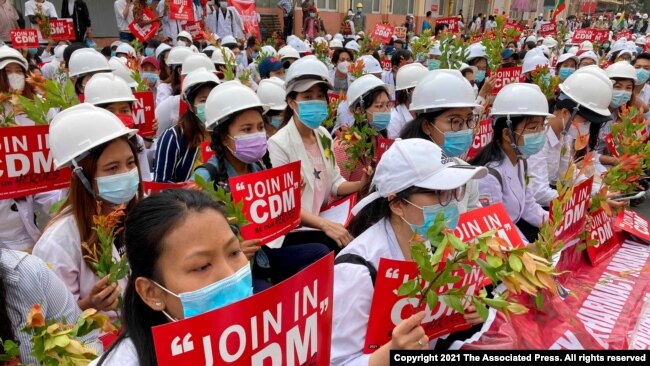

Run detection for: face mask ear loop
[[71, 159, 96, 199], [562, 106, 580, 136]]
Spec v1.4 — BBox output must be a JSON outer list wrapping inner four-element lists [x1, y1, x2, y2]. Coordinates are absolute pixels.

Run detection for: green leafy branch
[[194, 173, 248, 230], [439, 33, 467, 70], [15, 77, 79, 125], [337, 112, 377, 172]]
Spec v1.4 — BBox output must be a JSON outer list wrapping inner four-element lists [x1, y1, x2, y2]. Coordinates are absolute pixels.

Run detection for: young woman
[[329, 48, 354, 94], [399, 69, 482, 213], [268, 56, 371, 249], [332, 139, 487, 364], [555, 53, 579, 82], [91, 189, 251, 365], [33, 104, 143, 316], [256, 77, 287, 137], [387, 63, 429, 139], [68, 48, 113, 96], [154, 68, 219, 182], [154, 46, 192, 106], [468, 83, 550, 243]]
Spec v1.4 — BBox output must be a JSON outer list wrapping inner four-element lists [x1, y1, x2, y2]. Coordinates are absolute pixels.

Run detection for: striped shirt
[[154, 126, 200, 183]]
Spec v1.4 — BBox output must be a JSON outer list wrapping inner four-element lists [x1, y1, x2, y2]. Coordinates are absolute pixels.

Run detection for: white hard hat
[[155, 43, 172, 59], [314, 37, 327, 47], [334, 33, 344, 41], [522, 54, 550, 74], [579, 40, 594, 51], [181, 68, 220, 99], [568, 46, 579, 55], [261, 45, 278, 57], [346, 75, 392, 111], [605, 61, 638, 82], [359, 55, 383, 75], [525, 35, 537, 44], [490, 83, 553, 118], [84, 73, 136, 106], [205, 80, 267, 129], [49, 103, 137, 169], [537, 45, 550, 57], [559, 65, 613, 116], [68, 48, 111, 78], [203, 45, 216, 53], [409, 70, 480, 113], [395, 63, 429, 91], [289, 38, 308, 54], [465, 42, 487, 61], [181, 53, 216, 75], [256, 77, 287, 112], [166, 46, 194, 66], [557, 53, 579, 67], [428, 46, 442, 56], [211, 47, 234, 65], [644, 14, 649, 20], [329, 39, 343, 49], [542, 36, 558, 48], [578, 50, 599, 64], [0, 46, 28, 71], [345, 40, 360, 53], [108, 57, 137, 88], [278, 45, 300, 60], [177, 31, 193, 43], [285, 56, 333, 93], [115, 43, 136, 57], [54, 44, 68, 61], [325, 34, 332, 41], [221, 35, 238, 47]]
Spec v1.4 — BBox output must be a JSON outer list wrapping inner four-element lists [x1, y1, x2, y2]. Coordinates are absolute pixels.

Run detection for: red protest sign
[[435, 17, 459, 33], [319, 194, 357, 228], [200, 141, 215, 163], [503, 22, 524, 36], [10, 29, 38, 48], [586, 209, 621, 266], [179, 99, 188, 118], [614, 30, 632, 41], [0, 125, 71, 199], [169, 0, 195, 21], [571, 28, 609, 44], [364, 258, 485, 353], [394, 27, 407, 41], [143, 181, 186, 195], [454, 203, 525, 250], [49, 19, 75, 41], [375, 136, 394, 164], [645, 38, 650, 53], [540, 22, 557, 37], [152, 253, 334, 365], [604, 133, 619, 158], [491, 66, 524, 95], [615, 209, 650, 242], [182, 21, 205, 41], [465, 118, 493, 160], [371, 23, 394, 44], [132, 91, 156, 138], [380, 58, 392, 71], [230, 0, 261, 40], [128, 7, 160, 42], [550, 177, 593, 243], [228, 161, 301, 245]]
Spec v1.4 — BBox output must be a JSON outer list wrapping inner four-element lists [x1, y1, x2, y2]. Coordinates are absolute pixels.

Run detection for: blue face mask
[[442, 129, 474, 157], [637, 69, 650, 84], [142, 72, 159, 84], [144, 47, 154, 56], [428, 59, 441, 70], [475, 70, 486, 83], [370, 111, 391, 131], [146, 0, 153, 5], [28, 48, 38, 56], [155, 265, 253, 319], [296, 100, 328, 129], [518, 131, 546, 157], [111, 51, 117, 58], [558, 67, 575, 81], [610, 90, 632, 108], [96, 168, 140, 205], [235, 55, 243, 64], [637, 46, 643, 54], [270, 115, 283, 129], [404, 199, 461, 236]]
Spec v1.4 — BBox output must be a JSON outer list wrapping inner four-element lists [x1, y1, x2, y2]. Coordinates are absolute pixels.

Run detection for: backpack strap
[[334, 254, 377, 286], [195, 162, 219, 182], [486, 167, 503, 187]]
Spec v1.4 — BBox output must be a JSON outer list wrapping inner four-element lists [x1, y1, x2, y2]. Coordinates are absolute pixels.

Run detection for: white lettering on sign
[[622, 211, 650, 235], [0, 134, 55, 178], [589, 211, 614, 247], [549, 330, 585, 350], [470, 121, 493, 150], [245, 171, 296, 224], [554, 185, 590, 234], [15, 33, 37, 43], [631, 293, 650, 349]]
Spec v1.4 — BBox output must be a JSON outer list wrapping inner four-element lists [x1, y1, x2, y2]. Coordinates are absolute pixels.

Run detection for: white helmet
[[605, 61, 638, 82], [278, 45, 300, 60], [54, 44, 68, 61], [182, 68, 220, 99], [329, 39, 343, 49], [256, 77, 287, 112], [211, 47, 235, 65], [465, 43, 487, 61], [115, 43, 136, 57], [68, 48, 112, 78], [636, 36, 646, 46], [84, 73, 136, 105], [395, 63, 429, 91], [203, 45, 216, 54], [313, 37, 327, 47], [525, 35, 537, 44], [0, 46, 28, 71], [490, 83, 553, 118], [359, 55, 383, 75], [409, 70, 480, 113], [334, 33, 344, 41], [166, 46, 194, 66], [261, 45, 278, 57], [155, 43, 172, 59], [558, 66, 613, 118], [289, 38, 308, 54], [522, 54, 550, 74], [556, 53, 579, 67], [568, 46, 579, 54], [542, 36, 558, 48], [579, 40, 594, 51], [578, 50, 599, 64], [181, 53, 216, 75], [205, 80, 267, 129], [177, 31, 193, 43], [285, 56, 333, 93], [537, 45, 550, 57], [345, 40, 361, 53], [221, 35, 238, 47], [346, 75, 392, 111], [108, 57, 137, 88], [49, 103, 137, 169]]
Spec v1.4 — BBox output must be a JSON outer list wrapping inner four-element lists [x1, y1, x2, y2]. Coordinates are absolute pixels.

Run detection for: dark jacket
[[60, 0, 91, 42]]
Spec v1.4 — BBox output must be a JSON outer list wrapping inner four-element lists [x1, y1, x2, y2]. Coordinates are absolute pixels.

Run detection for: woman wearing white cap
[[33, 104, 143, 316], [555, 53, 578, 81], [468, 83, 550, 243], [268, 56, 370, 248], [332, 139, 487, 364]]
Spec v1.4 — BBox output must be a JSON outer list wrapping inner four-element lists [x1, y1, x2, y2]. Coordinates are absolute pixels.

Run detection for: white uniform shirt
[[0, 192, 62, 251], [113, 0, 133, 32], [333, 100, 354, 132], [527, 128, 568, 207], [388, 103, 413, 138], [88, 338, 137, 366], [381, 70, 396, 100], [24, 0, 57, 42], [156, 82, 173, 106], [155, 94, 181, 136]]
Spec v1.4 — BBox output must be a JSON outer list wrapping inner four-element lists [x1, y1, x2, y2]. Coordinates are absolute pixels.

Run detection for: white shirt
[[88, 338, 137, 366], [156, 82, 173, 106], [527, 128, 567, 207], [388, 103, 413, 139], [113, 0, 133, 32], [381, 70, 396, 100], [0, 191, 62, 251], [333, 100, 354, 132], [24, 0, 57, 41], [155, 94, 181, 137]]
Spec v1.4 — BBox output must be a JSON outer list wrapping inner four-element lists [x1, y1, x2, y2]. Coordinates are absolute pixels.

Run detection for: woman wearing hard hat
[[268, 56, 370, 249], [469, 83, 550, 243], [33, 103, 143, 316], [256, 77, 287, 137], [333, 139, 487, 364], [387, 63, 429, 139], [67, 48, 113, 96], [155, 46, 193, 106]]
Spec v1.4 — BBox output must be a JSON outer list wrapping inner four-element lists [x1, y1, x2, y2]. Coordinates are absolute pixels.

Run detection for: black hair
[[100, 46, 111, 59], [395, 88, 411, 106], [633, 52, 650, 65], [96, 189, 228, 366], [434, 23, 448, 37], [399, 110, 444, 140], [177, 85, 209, 149], [460, 68, 474, 78], [332, 48, 353, 65], [0, 250, 15, 356], [468, 116, 527, 167], [146, 39, 161, 51], [171, 65, 182, 96], [158, 49, 172, 82], [391, 49, 412, 67], [426, 11, 432, 17], [63, 42, 87, 69], [246, 36, 257, 50]]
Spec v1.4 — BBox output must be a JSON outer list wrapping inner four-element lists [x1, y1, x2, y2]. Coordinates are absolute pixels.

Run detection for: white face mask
[[337, 61, 350, 74], [7, 73, 25, 91]]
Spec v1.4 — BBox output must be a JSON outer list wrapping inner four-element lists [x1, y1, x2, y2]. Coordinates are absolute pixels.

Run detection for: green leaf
[[486, 254, 503, 267], [447, 234, 466, 251], [482, 297, 509, 310], [425, 291, 439, 310], [412, 249, 426, 268], [472, 297, 489, 322], [397, 279, 418, 297], [535, 291, 544, 309], [431, 236, 447, 264], [508, 255, 523, 272], [460, 263, 472, 274], [443, 294, 465, 313], [420, 266, 436, 283], [476, 258, 498, 284]]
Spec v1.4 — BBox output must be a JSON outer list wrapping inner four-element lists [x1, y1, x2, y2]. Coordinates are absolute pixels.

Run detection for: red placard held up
[[614, 30, 632, 41], [375, 136, 394, 164], [571, 28, 609, 44], [465, 118, 493, 160], [503, 22, 524, 37], [132, 91, 156, 138], [380, 58, 392, 71], [491, 66, 524, 95], [540, 22, 557, 37], [49, 19, 75, 41], [586, 209, 621, 266], [0, 125, 71, 199], [143, 181, 186, 195], [371, 23, 394, 44], [128, 8, 160, 42], [152, 253, 334, 365], [228, 161, 301, 245], [454, 203, 525, 250], [615, 209, 650, 242], [10, 29, 39, 48], [200, 141, 215, 163], [230, 0, 261, 40], [604, 133, 619, 157], [550, 177, 594, 243], [169, 0, 195, 21], [182, 21, 205, 41], [435, 17, 459, 33]]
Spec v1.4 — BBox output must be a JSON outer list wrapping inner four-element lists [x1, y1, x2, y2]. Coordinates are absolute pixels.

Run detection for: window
[[255, 0, 272, 8], [391, 0, 415, 15], [359, 0, 379, 14], [317, 0, 337, 11]]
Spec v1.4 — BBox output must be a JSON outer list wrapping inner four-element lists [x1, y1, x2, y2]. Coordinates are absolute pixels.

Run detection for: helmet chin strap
[[505, 115, 525, 162], [71, 159, 96, 199], [561, 106, 580, 136]]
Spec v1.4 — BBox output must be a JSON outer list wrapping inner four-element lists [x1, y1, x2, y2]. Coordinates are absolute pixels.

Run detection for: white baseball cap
[[351, 139, 487, 215]]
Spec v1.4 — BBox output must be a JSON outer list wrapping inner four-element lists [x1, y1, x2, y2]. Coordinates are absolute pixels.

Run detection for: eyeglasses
[[516, 119, 548, 135], [436, 115, 479, 131], [410, 186, 466, 207]]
